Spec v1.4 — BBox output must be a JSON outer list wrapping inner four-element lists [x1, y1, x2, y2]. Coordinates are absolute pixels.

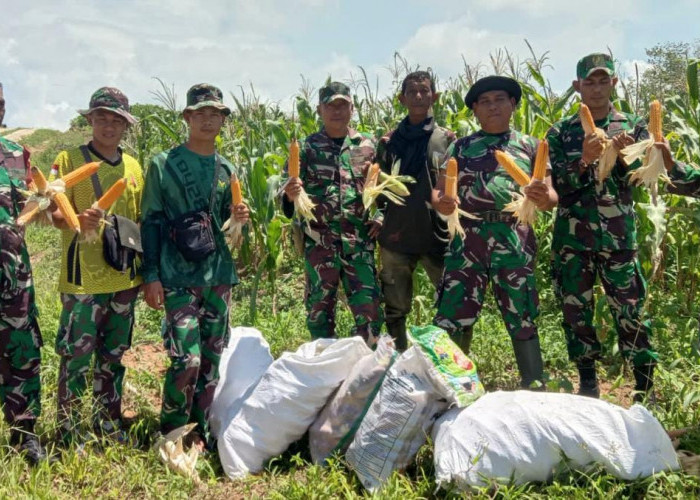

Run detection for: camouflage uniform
[[141, 83, 239, 444], [547, 107, 657, 367], [434, 130, 542, 349], [375, 117, 454, 350], [283, 128, 383, 343], [0, 137, 42, 428]]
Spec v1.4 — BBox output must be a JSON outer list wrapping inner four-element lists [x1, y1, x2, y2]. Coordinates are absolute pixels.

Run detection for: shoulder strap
[[209, 153, 222, 214], [79, 145, 103, 198]]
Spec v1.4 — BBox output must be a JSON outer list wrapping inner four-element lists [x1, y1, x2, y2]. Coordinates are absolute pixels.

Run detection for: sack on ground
[[432, 391, 680, 490], [210, 327, 273, 439], [346, 325, 483, 492], [309, 335, 396, 464], [219, 337, 371, 479]]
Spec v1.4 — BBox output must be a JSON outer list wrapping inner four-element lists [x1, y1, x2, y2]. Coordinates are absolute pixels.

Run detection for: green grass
[[3, 129, 700, 498]]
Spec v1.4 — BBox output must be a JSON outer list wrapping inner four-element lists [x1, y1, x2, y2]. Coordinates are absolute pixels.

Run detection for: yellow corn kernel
[[54, 192, 80, 233], [367, 163, 380, 186], [495, 150, 531, 187], [231, 174, 243, 205], [648, 100, 663, 142], [61, 162, 100, 188], [579, 104, 596, 136], [288, 140, 300, 178], [445, 157, 458, 198], [31, 166, 48, 194], [532, 140, 549, 181], [96, 178, 127, 211]]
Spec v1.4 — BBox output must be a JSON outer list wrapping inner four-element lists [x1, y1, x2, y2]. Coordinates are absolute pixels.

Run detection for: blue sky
[[1, 0, 698, 129]]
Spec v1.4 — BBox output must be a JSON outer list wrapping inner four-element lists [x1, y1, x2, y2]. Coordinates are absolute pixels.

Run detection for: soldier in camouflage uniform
[[372, 71, 455, 350], [432, 76, 558, 389], [141, 84, 249, 451], [0, 82, 49, 464], [547, 53, 690, 400], [283, 82, 383, 344], [50, 87, 143, 443]]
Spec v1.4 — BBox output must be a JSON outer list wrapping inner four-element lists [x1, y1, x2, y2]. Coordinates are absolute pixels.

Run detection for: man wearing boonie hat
[[141, 83, 249, 452], [49, 87, 144, 446], [432, 75, 557, 390], [547, 53, 694, 402], [282, 81, 383, 345]]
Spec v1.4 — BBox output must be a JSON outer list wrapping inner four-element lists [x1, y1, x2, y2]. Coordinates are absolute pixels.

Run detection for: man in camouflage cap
[[0, 83, 49, 464], [142, 83, 248, 451], [282, 81, 383, 344], [0, 83, 6, 127], [432, 75, 558, 389], [546, 53, 691, 401], [50, 86, 143, 444]]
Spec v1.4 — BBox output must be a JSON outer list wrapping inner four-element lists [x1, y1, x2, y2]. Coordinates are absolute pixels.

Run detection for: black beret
[[464, 75, 522, 109]]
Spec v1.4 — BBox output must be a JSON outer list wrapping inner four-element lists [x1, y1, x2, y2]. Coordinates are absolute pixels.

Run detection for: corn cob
[[16, 201, 41, 226], [288, 140, 300, 178], [445, 157, 458, 198], [648, 100, 663, 142], [31, 166, 48, 194], [54, 192, 80, 233], [61, 162, 100, 188], [231, 174, 243, 205], [367, 163, 380, 187], [579, 104, 596, 136], [532, 140, 548, 181], [495, 150, 531, 187], [96, 178, 127, 211]]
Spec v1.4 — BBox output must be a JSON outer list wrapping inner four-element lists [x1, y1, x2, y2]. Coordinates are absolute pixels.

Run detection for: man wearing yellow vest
[[50, 87, 144, 445]]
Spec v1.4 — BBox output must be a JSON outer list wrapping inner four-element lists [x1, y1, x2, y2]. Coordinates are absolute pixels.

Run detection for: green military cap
[[78, 87, 137, 124], [576, 53, 615, 79], [319, 82, 352, 104], [184, 83, 231, 116], [464, 75, 521, 109]]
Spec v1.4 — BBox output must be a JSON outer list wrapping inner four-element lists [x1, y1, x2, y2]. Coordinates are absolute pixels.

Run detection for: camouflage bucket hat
[[319, 82, 352, 104], [78, 87, 137, 124], [577, 53, 615, 79], [184, 83, 231, 116]]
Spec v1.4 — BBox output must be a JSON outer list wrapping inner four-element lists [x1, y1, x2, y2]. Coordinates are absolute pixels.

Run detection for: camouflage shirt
[[666, 162, 700, 198], [443, 129, 540, 213], [547, 107, 648, 252], [285, 128, 376, 254], [0, 136, 29, 226]]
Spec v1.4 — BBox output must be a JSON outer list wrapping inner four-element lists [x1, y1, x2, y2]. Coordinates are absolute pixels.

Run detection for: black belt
[[475, 210, 516, 223]]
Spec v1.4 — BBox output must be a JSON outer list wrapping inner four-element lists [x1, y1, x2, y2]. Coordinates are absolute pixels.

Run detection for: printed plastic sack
[[309, 335, 396, 464], [433, 391, 680, 490], [210, 327, 273, 438], [219, 337, 371, 479], [346, 325, 483, 491]]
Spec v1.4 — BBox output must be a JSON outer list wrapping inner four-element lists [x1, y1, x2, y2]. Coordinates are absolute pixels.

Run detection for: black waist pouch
[[169, 210, 216, 262], [103, 214, 142, 279]]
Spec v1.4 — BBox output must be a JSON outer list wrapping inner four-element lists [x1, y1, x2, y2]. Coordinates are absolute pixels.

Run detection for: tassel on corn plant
[[285, 139, 316, 223], [495, 150, 538, 226], [624, 100, 669, 203], [221, 174, 245, 248], [362, 159, 415, 211], [579, 104, 617, 183]]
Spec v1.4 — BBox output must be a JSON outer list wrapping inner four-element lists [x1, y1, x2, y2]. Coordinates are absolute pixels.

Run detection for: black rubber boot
[[577, 359, 600, 398], [9, 420, 49, 466], [633, 363, 657, 404], [386, 318, 408, 351], [451, 327, 474, 355], [512, 337, 544, 390]]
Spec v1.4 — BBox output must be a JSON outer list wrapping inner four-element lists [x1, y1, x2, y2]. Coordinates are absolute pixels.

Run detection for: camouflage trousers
[[305, 241, 383, 344], [379, 246, 443, 349], [434, 221, 539, 341], [551, 248, 657, 367], [0, 227, 42, 425], [160, 284, 231, 444], [56, 286, 139, 435]]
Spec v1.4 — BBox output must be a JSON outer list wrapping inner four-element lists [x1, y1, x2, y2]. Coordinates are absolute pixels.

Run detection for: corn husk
[[579, 104, 617, 183], [362, 161, 415, 210], [503, 190, 538, 226], [153, 423, 200, 482]]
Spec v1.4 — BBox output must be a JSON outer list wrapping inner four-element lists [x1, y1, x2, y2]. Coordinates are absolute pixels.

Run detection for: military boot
[[386, 318, 408, 351], [9, 420, 49, 466], [633, 362, 657, 404], [577, 359, 600, 398], [512, 337, 544, 390]]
